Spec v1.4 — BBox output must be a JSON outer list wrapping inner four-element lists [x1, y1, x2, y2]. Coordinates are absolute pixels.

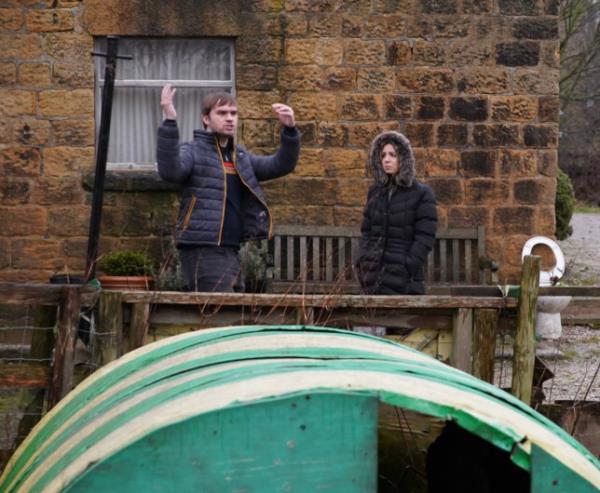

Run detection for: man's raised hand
[[161, 83, 177, 120], [272, 103, 295, 128]]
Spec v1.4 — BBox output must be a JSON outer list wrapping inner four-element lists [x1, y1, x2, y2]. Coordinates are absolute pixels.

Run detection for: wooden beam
[[119, 291, 516, 309], [512, 255, 541, 405], [93, 291, 123, 367], [0, 282, 98, 305], [472, 308, 498, 383], [129, 302, 150, 351], [451, 308, 473, 372], [48, 286, 81, 408]]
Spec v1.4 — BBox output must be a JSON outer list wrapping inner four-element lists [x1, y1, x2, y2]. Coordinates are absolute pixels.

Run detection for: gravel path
[[558, 213, 600, 285]]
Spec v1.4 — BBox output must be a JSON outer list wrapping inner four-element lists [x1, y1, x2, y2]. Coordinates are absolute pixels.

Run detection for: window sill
[[82, 169, 181, 192]]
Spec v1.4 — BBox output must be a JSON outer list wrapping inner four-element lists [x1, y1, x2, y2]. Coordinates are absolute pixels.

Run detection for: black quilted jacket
[[357, 131, 437, 295], [156, 120, 300, 246]]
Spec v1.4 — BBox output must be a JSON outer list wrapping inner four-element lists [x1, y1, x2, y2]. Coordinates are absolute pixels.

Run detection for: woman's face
[[381, 143, 399, 175]]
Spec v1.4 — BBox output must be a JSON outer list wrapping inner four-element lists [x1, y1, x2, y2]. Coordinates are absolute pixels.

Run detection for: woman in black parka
[[356, 131, 437, 295]]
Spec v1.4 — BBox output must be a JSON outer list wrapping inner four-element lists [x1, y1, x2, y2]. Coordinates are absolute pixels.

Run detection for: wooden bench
[[266, 225, 496, 294]]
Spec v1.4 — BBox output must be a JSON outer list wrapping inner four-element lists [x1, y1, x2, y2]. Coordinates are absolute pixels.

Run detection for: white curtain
[[94, 38, 234, 167]]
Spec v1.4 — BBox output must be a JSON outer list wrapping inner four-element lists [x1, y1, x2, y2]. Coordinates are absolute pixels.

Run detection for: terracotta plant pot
[[98, 275, 154, 291]]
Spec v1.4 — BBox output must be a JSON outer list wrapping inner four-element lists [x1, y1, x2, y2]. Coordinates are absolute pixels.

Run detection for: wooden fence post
[[93, 291, 123, 367], [129, 303, 150, 351], [512, 255, 541, 405], [451, 308, 473, 372], [48, 286, 81, 408], [472, 308, 498, 383]]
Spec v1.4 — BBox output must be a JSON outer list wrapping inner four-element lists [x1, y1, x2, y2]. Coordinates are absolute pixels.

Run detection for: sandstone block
[[285, 0, 336, 12], [333, 206, 363, 226], [372, 0, 415, 14], [410, 17, 470, 38], [101, 206, 153, 236], [418, 96, 445, 120], [237, 65, 277, 91], [0, 179, 31, 205], [498, 0, 541, 15], [496, 42, 540, 66], [541, 42, 560, 69], [461, 151, 496, 177], [415, 148, 460, 177], [513, 17, 558, 39], [318, 123, 348, 146], [315, 39, 344, 65], [490, 96, 538, 122], [293, 148, 325, 177], [0, 34, 42, 59], [278, 65, 322, 91], [242, 120, 274, 147], [447, 206, 490, 229], [427, 178, 463, 205], [465, 179, 510, 205], [242, 0, 285, 12], [0, 206, 47, 235], [523, 125, 558, 148], [386, 41, 412, 65], [345, 39, 387, 65], [51, 119, 95, 146], [26, 9, 74, 32], [337, 0, 372, 15], [43, 146, 95, 176], [513, 69, 559, 95], [1, 90, 36, 117], [288, 92, 337, 120], [346, 122, 394, 147], [420, 0, 457, 13], [437, 124, 468, 146], [342, 16, 362, 37], [293, 122, 317, 145], [320, 67, 356, 91], [536, 205, 555, 235], [336, 178, 370, 206], [308, 13, 342, 37], [0, 8, 22, 30], [237, 36, 282, 64], [232, 91, 282, 119], [357, 68, 395, 92], [39, 89, 93, 117], [499, 150, 538, 177], [282, 13, 307, 36], [396, 69, 454, 93], [239, 12, 282, 36], [384, 95, 412, 119], [11, 239, 64, 270], [18, 63, 51, 87], [285, 39, 317, 64], [43, 33, 93, 61], [514, 177, 555, 205], [0, 62, 16, 85], [473, 124, 520, 147], [538, 150, 557, 176], [493, 207, 535, 234], [321, 148, 366, 177], [32, 176, 84, 205], [405, 123, 434, 147], [365, 15, 409, 38], [14, 119, 51, 146], [52, 62, 94, 87], [0, 238, 9, 269], [450, 97, 488, 121], [538, 96, 559, 122], [47, 206, 90, 236], [263, 177, 338, 206], [340, 94, 381, 121], [463, 0, 493, 13], [457, 68, 511, 94], [270, 205, 334, 226], [0, 146, 41, 176]]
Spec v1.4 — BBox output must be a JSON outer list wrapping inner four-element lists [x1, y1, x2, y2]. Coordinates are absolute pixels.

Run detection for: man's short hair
[[201, 92, 237, 116]]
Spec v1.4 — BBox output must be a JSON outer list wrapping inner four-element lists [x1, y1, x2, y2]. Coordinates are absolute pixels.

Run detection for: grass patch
[[574, 203, 600, 213]]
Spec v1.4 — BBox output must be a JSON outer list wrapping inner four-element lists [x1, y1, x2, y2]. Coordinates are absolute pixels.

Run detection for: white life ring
[[521, 236, 565, 286]]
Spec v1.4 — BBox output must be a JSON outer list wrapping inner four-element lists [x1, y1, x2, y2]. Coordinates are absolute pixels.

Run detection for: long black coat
[[357, 131, 437, 295]]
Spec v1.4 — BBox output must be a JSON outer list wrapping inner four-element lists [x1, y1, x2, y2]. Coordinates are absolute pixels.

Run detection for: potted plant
[[97, 250, 155, 290]]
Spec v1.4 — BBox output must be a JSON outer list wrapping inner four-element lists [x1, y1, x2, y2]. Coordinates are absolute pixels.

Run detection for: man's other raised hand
[[161, 83, 177, 120]]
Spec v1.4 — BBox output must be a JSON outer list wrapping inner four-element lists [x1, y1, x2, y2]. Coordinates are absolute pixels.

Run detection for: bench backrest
[[266, 225, 489, 293]]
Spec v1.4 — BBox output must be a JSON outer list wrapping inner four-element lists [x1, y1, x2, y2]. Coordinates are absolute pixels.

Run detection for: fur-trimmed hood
[[368, 131, 415, 188]]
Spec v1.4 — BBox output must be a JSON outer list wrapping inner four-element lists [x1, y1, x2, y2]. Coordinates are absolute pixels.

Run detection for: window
[[94, 37, 235, 169]]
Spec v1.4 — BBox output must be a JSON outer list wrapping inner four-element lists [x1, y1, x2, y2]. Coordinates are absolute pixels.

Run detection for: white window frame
[[94, 37, 235, 170]]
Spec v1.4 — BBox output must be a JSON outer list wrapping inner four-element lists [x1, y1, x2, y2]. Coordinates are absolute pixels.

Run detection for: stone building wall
[[0, 0, 559, 283]]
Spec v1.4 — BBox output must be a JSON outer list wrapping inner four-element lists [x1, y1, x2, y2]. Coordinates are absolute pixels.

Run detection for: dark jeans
[[179, 246, 244, 293]]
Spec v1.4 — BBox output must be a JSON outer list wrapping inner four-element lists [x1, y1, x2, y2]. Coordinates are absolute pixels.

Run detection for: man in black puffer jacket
[[356, 131, 437, 295], [157, 84, 300, 292]]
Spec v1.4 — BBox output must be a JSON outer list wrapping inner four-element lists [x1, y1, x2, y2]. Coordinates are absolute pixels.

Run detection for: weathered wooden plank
[[452, 239, 460, 282], [427, 248, 434, 283], [286, 236, 294, 281], [472, 308, 498, 383], [48, 287, 81, 408], [437, 228, 479, 239], [512, 255, 541, 405], [465, 240, 472, 283], [274, 225, 360, 237], [451, 308, 473, 372], [0, 283, 97, 306], [299, 236, 307, 282], [93, 291, 123, 367], [338, 237, 346, 281], [312, 236, 320, 281], [325, 237, 333, 281], [273, 236, 281, 280], [119, 291, 516, 309], [129, 302, 150, 351], [440, 240, 447, 282], [0, 363, 51, 388]]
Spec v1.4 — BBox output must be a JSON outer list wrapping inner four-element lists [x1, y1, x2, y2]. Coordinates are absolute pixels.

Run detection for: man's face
[[203, 103, 238, 136]]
